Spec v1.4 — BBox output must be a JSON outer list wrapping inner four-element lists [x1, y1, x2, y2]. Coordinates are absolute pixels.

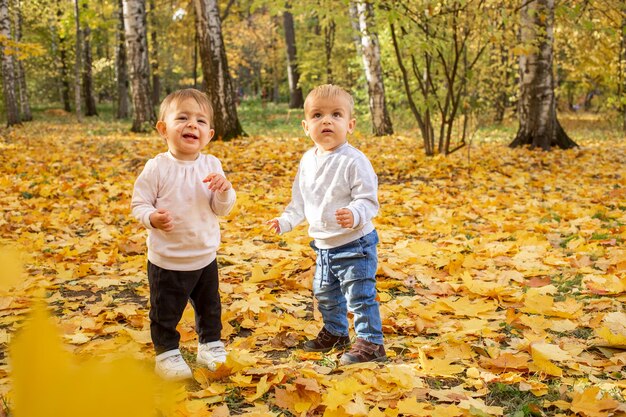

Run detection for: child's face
[[156, 98, 214, 161], [302, 95, 355, 152]]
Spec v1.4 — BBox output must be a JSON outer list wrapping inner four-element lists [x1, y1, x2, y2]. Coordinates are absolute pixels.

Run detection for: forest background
[[0, 0, 625, 416]]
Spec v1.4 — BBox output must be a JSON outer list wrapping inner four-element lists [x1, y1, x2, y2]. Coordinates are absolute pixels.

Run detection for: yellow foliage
[[1, 118, 625, 415], [9, 302, 173, 417]]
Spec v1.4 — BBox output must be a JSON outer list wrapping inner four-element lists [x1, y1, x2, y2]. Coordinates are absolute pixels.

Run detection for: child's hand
[[203, 173, 232, 192], [335, 208, 354, 228], [266, 219, 281, 234], [150, 209, 174, 231]]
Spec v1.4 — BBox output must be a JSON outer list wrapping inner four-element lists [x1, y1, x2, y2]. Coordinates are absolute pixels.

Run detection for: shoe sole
[[197, 357, 225, 370], [302, 343, 351, 353], [339, 355, 388, 366], [155, 370, 193, 381]]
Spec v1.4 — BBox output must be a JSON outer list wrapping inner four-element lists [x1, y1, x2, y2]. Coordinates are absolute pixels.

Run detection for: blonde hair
[[304, 84, 354, 117], [158, 88, 214, 125]]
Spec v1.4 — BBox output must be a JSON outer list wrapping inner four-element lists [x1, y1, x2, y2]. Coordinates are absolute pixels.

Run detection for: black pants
[[148, 260, 222, 354]]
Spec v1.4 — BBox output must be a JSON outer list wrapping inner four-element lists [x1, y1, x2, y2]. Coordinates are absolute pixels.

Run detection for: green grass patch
[[486, 382, 560, 416]]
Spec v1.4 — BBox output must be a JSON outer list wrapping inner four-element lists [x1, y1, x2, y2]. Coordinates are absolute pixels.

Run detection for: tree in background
[[621, 2, 626, 132], [283, 5, 303, 108], [13, 0, 31, 121], [350, 0, 393, 136], [193, 0, 243, 140], [388, 0, 492, 155], [148, 0, 159, 105], [0, 0, 20, 125], [122, 0, 154, 132], [510, 0, 577, 150], [4, 0, 625, 143], [81, 2, 97, 117], [116, 0, 130, 118], [72, 0, 82, 121], [55, 0, 71, 112]]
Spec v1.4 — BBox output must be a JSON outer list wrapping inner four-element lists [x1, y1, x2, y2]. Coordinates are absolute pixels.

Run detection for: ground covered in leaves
[[0, 113, 625, 416]]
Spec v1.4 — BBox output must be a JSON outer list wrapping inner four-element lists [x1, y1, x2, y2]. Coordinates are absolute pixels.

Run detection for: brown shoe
[[303, 328, 351, 352], [339, 338, 387, 365]]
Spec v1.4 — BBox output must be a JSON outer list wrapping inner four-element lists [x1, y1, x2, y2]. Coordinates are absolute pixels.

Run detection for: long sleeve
[[130, 152, 235, 271], [131, 159, 158, 230], [209, 159, 236, 216], [277, 164, 306, 234], [345, 157, 379, 228]]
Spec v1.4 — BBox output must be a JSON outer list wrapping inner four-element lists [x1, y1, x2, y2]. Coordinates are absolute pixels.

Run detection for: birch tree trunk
[[509, 0, 577, 150], [619, 6, 626, 133], [116, 0, 130, 118], [123, 0, 155, 132], [0, 0, 19, 125], [351, 1, 393, 136], [14, 0, 30, 121], [73, 0, 82, 122], [149, 0, 160, 105], [82, 21, 98, 116], [56, 0, 71, 112], [193, 0, 243, 140], [283, 8, 303, 108]]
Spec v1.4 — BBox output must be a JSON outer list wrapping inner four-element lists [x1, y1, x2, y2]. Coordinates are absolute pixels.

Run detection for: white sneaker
[[155, 349, 192, 381], [197, 340, 227, 370]]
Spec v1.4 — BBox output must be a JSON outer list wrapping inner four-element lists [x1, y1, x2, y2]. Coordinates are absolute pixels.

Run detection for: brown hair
[[158, 88, 214, 125], [304, 84, 354, 117]]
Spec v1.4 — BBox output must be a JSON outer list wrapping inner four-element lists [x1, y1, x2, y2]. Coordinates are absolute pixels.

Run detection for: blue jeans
[[310, 230, 384, 345]]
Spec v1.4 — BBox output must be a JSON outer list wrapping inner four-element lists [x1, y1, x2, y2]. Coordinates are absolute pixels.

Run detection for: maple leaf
[[395, 397, 432, 416], [529, 342, 572, 376], [9, 302, 173, 417], [570, 386, 620, 417], [480, 352, 530, 370], [418, 349, 465, 377]]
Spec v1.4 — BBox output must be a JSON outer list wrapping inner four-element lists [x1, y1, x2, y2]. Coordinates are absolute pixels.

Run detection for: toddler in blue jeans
[[267, 84, 386, 364]]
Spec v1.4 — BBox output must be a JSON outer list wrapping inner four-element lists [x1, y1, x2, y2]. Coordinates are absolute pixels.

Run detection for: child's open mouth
[[183, 133, 198, 140], [322, 129, 333, 133]]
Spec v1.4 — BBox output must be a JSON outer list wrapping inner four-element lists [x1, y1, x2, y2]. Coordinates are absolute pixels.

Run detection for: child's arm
[[203, 159, 236, 216], [131, 160, 160, 230], [343, 157, 379, 228], [267, 165, 306, 234]]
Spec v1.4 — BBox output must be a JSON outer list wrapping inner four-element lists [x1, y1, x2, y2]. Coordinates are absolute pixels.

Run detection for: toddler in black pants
[[131, 89, 236, 380]]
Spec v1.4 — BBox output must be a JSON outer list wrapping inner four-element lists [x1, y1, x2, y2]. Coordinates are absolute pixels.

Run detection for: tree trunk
[[283, 9, 303, 108], [351, 1, 393, 136], [149, 0, 160, 105], [193, 0, 244, 140], [55, 0, 71, 112], [82, 21, 98, 116], [618, 7, 626, 133], [510, 0, 577, 150], [0, 0, 19, 126], [73, 0, 82, 122], [122, 0, 155, 132], [116, 0, 130, 118], [323, 19, 335, 84], [14, 0, 31, 121], [493, 43, 508, 123]]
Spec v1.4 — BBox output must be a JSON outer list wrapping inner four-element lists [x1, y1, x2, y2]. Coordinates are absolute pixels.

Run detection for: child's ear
[[347, 118, 356, 134], [301, 120, 309, 136], [208, 129, 215, 141], [156, 121, 167, 137]]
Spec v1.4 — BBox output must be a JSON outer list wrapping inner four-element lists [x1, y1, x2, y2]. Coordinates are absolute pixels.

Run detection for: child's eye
[[333, 112, 342, 117], [176, 116, 187, 121], [198, 120, 207, 124], [313, 113, 321, 118]]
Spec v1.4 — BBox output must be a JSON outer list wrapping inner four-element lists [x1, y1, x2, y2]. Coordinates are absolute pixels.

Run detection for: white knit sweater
[[277, 142, 378, 249], [131, 151, 236, 270]]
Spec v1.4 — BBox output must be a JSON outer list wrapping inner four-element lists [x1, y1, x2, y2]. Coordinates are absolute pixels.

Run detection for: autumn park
[[0, 0, 625, 416]]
